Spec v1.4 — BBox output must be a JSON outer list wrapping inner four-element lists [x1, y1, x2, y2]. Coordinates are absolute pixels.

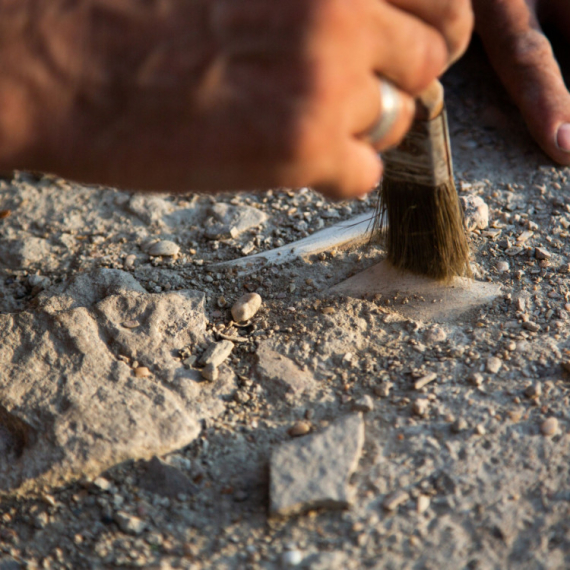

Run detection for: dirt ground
[[1, 39, 570, 570]]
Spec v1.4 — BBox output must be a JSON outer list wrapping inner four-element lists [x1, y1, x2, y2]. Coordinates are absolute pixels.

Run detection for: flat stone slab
[[0, 268, 236, 496], [270, 414, 364, 517], [256, 342, 318, 401], [329, 260, 501, 323]]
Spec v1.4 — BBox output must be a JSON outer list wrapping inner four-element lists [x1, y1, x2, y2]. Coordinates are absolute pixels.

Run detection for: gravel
[[0, 43, 570, 570]]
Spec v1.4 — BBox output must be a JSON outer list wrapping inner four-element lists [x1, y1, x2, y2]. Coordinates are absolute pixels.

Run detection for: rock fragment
[[496, 261, 509, 273], [524, 384, 542, 399], [287, 421, 312, 437], [460, 195, 489, 231], [114, 511, 146, 535], [256, 343, 317, 399], [535, 247, 551, 260], [204, 203, 268, 239], [413, 399, 429, 417], [417, 495, 430, 514], [352, 395, 374, 413], [468, 373, 484, 387], [383, 489, 410, 511], [199, 340, 234, 367], [270, 414, 364, 516], [451, 418, 468, 433], [231, 292, 262, 323], [148, 240, 180, 257], [201, 363, 219, 382], [280, 550, 304, 567], [541, 417, 559, 437], [414, 373, 437, 390], [486, 357, 502, 374], [134, 366, 150, 378]]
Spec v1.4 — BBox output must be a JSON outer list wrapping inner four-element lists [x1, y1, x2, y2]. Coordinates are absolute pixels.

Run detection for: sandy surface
[[1, 41, 570, 570]]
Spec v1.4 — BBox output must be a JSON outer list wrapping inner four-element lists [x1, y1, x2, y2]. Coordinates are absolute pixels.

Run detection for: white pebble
[[148, 240, 180, 257], [541, 417, 558, 437], [281, 550, 304, 567], [496, 261, 509, 273], [383, 490, 410, 511], [199, 340, 234, 367], [231, 293, 262, 322], [201, 363, 219, 382], [417, 495, 430, 514], [486, 357, 502, 374]]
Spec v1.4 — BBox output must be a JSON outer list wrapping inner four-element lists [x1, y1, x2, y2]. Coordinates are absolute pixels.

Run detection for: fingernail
[[556, 123, 570, 152]]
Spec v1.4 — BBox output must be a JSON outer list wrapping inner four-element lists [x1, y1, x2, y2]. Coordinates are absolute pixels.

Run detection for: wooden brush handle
[[415, 80, 444, 121]]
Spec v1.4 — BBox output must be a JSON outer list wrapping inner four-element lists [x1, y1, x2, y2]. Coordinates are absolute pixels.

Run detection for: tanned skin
[[474, 0, 570, 164], [0, 0, 472, 199]]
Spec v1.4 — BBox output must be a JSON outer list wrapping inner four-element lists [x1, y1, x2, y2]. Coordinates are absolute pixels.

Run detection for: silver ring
[[366, 79, 402, 145]]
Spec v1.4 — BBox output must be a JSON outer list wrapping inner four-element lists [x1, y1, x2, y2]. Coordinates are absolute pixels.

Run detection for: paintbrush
[[371, 80, 471, 281]]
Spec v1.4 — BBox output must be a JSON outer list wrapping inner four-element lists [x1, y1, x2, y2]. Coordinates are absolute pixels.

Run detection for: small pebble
[[523, 321, 540, 332], [424, 327, 446, 344], [124, 254, 137, 269], [535, 247, 551, 260], [281, 550, 304, 567], [475, 424, 486, 435], [374, 382, 393, 398], [524, 384, 542, 399], [496, 261, 509, 273], [199, 340, 234, 367], [122, 319, 140, 329], [486, 357, 502, 374], [114, 512, 146, 535], [231, 293, 263, 323], [134, 366, 150, 378], [468, 373, 484, 387], [201, 363, 219, 382], [287, 420, 311, 437], [413, 399, 429, 417], [414, 373, 437, 390], [383, 490, 410, 511], [148, 240, 180, 257], [417, 495, 430, 514], [541, 417, 558, 437], [451, 418, 468, 433], [352, 395, 374, 413]]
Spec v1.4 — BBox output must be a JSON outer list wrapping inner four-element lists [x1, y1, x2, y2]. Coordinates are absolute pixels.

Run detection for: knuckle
[[509, 30, 554, 67], [405, 35, 447, 93]]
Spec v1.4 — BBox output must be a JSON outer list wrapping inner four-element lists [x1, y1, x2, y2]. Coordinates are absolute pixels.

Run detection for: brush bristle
[[371, 178, 472, 281]]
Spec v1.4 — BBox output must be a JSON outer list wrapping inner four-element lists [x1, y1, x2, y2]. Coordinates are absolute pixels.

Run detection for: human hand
[[0, 0, 473, 199], [473, 0, 570, 165]]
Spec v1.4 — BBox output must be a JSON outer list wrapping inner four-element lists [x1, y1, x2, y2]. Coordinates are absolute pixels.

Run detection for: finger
[[370, 2, 449, 94], [476, 1, 570, 165], [312, 140, 384, 200], [386, 0, 474, 65]]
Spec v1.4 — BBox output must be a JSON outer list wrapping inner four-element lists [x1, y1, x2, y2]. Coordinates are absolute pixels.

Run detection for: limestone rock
[[0, 269, 236, 495], [231, 293, 262, 323], [204, 203, 268, 239], [461, 195, 489, 231], [148, 240, 180, 257], [269, 414, 365, 516], [199, 340, 234, 368], [256, 343, 318, 400], [114, 511, 146, 535]]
